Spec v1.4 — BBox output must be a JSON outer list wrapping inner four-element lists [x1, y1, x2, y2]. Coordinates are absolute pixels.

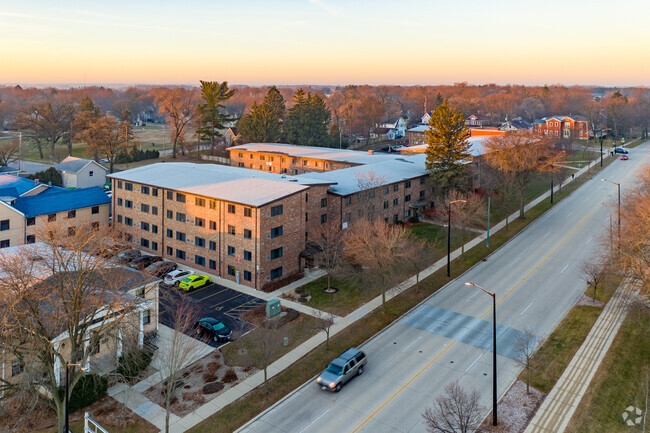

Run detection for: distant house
[[464, 114, 492, 127], [421, 112, 431, 125], [379, 117, 407, 138], [225, 127, 239, 146], [372, 127, 398, 140], [55, 156, 108, 189], [0, 175, 110, 247], [407, 125, 428, 147], [500, 117, 534, 132], [533, 115, 590, 140]]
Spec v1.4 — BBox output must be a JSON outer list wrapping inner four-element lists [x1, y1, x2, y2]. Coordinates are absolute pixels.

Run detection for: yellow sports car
[[178, 275, 211, 291]]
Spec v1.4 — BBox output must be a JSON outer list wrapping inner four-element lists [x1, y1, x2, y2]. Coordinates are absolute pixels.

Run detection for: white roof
[[108, 163, 332, 207], [407, 125, 429, 133], [295, 154, 430, 196], [229, 143, 402, 165], [402, 136, 490, 157]]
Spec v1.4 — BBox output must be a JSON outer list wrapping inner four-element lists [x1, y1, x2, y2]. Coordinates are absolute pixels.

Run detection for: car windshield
[[181, 278, 192, 283], [326, 362, 344, 376], [213, 322, 226, 331]]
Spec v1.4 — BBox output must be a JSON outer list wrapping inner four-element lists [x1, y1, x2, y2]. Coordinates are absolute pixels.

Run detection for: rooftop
[[55, 156, 107, 174], [228, 142, 401, 165], [13, 186, 111, 217], [108, 162, 334, 207]]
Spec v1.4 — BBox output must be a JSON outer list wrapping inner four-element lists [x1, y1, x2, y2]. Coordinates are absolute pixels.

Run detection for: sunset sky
[[2, 0, 648, 87]]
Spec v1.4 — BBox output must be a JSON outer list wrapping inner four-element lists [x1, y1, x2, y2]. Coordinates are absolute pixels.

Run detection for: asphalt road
[[239, 142, 649, 433]]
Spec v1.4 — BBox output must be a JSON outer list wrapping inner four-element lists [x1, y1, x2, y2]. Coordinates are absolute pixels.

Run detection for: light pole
[[65, 363, 86, 433], [598, 130, 604, 167], [465, 282, 497, 426], [447, 199, 466, 277], [601, 178, 621, 247]]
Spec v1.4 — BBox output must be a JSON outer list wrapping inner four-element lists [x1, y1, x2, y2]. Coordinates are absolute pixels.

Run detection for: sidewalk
[[524, 278, 637, 433], [113, 154, 612, 433]]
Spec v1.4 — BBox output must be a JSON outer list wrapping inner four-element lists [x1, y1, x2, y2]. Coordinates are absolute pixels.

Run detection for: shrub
[[68, 373, 108, 412], [117, 348, 154, 379], [222, 369, 238, 383], [202, 381, 224, 395], [203, 372, 218, 383], [27, 167, 62, 187], [408, 216, 420, 223]]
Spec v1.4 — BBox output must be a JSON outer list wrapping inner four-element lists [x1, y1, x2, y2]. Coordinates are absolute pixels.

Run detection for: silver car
[[316, 348, 367, 392]]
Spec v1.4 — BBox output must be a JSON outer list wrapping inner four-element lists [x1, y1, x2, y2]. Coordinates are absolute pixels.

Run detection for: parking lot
[[158, 280, 266, 347]]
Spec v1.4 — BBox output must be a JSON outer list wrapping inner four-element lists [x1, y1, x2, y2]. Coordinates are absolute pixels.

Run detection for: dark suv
[[613, 147, 629, 154]]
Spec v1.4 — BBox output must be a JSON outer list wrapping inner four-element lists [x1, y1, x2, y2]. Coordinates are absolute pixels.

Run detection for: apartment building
[[108, 163, 334, 290], [534, 115, 590, 140], [0, 175, 110, 247], [228, 143, 397, 175]]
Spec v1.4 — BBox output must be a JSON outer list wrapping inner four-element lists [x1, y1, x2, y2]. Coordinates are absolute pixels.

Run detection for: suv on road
[[613, 147, 629, 154], [316, 348, 367, 392]]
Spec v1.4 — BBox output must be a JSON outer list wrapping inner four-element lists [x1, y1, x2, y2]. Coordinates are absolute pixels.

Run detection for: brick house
[[533, 115, 590, 140]]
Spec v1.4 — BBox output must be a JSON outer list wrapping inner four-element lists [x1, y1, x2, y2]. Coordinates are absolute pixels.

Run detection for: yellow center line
[[351, 187, 611, 432], [350, 342, 457, 433]]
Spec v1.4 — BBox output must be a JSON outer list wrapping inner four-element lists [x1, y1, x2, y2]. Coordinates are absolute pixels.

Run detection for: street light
[[447, 199, 466, 277], [465, 282, 497, 426], [601, 178, 620, 247], [65, 363, 87, 433]]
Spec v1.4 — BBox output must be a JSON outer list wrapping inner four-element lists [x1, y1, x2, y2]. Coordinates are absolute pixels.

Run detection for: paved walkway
[[110, 154, 613, 433], [524, 278, 637, 433]]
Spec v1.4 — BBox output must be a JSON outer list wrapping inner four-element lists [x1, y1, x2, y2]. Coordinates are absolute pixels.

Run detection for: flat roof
[[108, 162, 333, 207], [400, 136, 490, 157], [295, 153, 430, 196], [228, 143, 402, 165]]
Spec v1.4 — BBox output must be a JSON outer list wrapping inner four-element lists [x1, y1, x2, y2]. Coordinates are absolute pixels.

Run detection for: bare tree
[[313, 308, 336, 350], [75, 114, 132, 173], [513, 327, 543, 395], [153, 88, 198, 158], [156, 291, 204, 433], [442, 191, 486, 256], [13, 99, 75, 160], [408, 237, 436, 292], [0, 139, 19, 167], [0, 222, 142, 433], [354, 170, 386, 220], [311, 221, 345, 293], [244, 327, 285, 394], [581, 258, 609, 301], [422, 381, 485, 433]]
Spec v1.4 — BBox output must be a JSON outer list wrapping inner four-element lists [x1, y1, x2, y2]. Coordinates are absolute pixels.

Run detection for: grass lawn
[[566, 304, 650, 433], [295, 276, 368, 316]]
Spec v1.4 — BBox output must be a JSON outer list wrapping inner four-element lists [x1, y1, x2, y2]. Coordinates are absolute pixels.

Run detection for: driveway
[[158, 281, 265, 347]]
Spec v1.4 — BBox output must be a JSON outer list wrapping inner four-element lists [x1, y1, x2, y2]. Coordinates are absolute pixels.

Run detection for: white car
[[163, 269, 194, 286]]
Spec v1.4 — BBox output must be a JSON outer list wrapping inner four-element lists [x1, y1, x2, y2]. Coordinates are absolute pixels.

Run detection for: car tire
[[334, 384, 341, 393], [357, 367, 363, 376]]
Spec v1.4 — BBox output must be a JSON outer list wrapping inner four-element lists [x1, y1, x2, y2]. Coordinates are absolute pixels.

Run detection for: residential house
[[55, 156, 108, 189], [379, 117, 407, 138], [534, 115, 591, 140], [500, 117, 534, 132]]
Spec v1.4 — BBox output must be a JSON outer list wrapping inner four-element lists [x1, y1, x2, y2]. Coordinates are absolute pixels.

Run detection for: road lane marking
[[544, 231, 551, 238], [511, 257, 520, 265], [465, 353, 484, 373], [585, 237, 592, 245], [350, 342, 456, 433], [400, 336, 423, 353], [560, 264, 569, 273], [521, 303, 533, 315], [466, 290, 480, 302], [298, 408, 331, 433]]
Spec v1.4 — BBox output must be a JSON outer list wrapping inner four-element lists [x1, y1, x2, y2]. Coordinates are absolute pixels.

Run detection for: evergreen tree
[[424, 99, 472, 196], [196, 81, 235, 149], [237, 86, 286, 143], [285, 90, 331, 147]]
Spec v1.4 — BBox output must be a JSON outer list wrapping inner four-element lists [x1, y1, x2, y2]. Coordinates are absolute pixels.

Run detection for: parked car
[[163, 269, 194, 286], [116, 248, 141, 263], [178, 274, 211, 291], [129, 255, 162, 270], [316, 348, 367, 392], [614, 147, 629, 154], [621, 155, 629, 160], [146, 260, 177, 277], [194, 317, 232, 342]]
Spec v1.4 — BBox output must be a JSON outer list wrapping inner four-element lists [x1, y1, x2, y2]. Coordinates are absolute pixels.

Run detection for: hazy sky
[[2, 0, 648, 87]]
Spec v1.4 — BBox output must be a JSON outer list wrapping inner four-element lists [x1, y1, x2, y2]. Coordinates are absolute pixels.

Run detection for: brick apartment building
[[534, 115, 590, 140]]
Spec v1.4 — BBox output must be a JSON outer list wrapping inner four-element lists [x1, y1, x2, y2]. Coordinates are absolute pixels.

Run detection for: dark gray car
[[316, 348, 367, 392]]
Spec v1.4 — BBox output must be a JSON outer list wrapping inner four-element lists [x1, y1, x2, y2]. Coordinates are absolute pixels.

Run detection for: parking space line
[[210, 292, 246, 309], [195, 287, 231, 302]]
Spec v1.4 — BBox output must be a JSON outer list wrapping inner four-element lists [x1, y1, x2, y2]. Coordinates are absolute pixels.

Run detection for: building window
[[26, 235, 35, 244], [227, 246, 235, 256], [11, 358, 24, 377], [166, 191, 173, 200], [176, 249, 186, 260], [152, 188, 158, 197], [228, 266, 236, 276], [270, 247, 283, 259], [344, 197, 351, 205], [124, 217, 133, 226], [271, 204, 283, 216], [195, 255, 206, 266], [420, 177, 426, 184], [209, 240, 217, 251], [195, 237, 205, 248], [320, 198, 327, 208], [176, 213, 186, 222], [143, 309, 151, 325], [270, 226, 283, 238], [141, 204, 149, 213], [176, 232, 186, 242], [152, 206, 158, 215], [244, 207, 252, 217], [344, 213, 350, 222], [118, 181, 123, 189], [209, 200, 216, 209], [195, 197, 205, 207], [125, 200, 133, 209], [140, 238, 149, 248], [166, 246, 173, 255], [48, 213, 56, 222], [0, 239, 9, 248], [141, 186, 149, 195], [195, 217, 205, 227], [209, 221, 217, 230], [151, 241, 158, 250], [26, 217, 35, 226], [228, 204, 236, 214], [270, 267, 283, 280], [244, 270, 251, 281], [117, 215, 122, 223], [167, 210, 173, 219], [125, 183, 133, 191], [383, 201, 389, 209], [0, 220, 9, 231], [420, 190, 425, 198], [244, 229, 252, 239], [393, 184, 399, 192], [228, 225, 236, 235], [167, 229, 173, 238], [209, 259, 216, 270], [141, 222, 150, 231], [393, 198, 399, 206], [405, 195, 411, 202], [320, 214, 327, 224], [176, 193, 186, 203], [405, 180, 411, 188], [244, 250, 252, 261]]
